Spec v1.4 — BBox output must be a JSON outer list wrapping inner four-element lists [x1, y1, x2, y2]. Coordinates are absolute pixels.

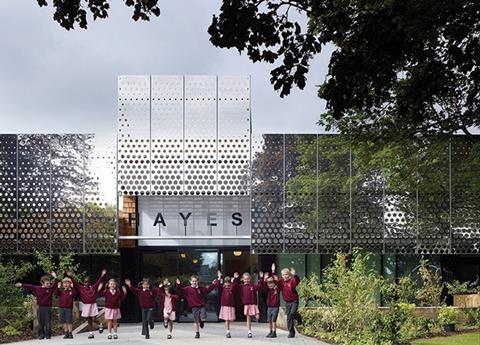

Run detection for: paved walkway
[[9, 322, 330, 345]]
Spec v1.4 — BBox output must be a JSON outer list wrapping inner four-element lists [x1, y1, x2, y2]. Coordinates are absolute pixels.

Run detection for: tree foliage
[[209, 0, 480, 138], [36, 0, 160, 30]]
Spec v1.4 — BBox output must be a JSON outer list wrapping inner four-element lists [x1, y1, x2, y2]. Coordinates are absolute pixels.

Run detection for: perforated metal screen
[[251, 134, 480, 255], [117, 75, 251, 196], [0, 134, 116, 254]]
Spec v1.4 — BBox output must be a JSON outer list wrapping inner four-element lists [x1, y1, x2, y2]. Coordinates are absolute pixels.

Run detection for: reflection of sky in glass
[[85, 133, 117, 206], [202, 252, 217, 268]]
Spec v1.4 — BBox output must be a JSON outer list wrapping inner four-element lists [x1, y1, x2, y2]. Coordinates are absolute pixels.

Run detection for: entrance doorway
[[140, 247, 252, 322]]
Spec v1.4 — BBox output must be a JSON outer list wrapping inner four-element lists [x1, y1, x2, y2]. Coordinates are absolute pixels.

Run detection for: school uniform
[[214, 279, 237, 321], [175, 283, 215, 323], [275, 274, 300, 336], [21, 283, 58, 339], [71, 275, 103, 317], [98, 288, 126, 320], [55, 288, 77, 324], [238, 281, 262, 317], [158, 291, 180, 321], [128, 286, 159, 337], [259, 278, 280, 322]]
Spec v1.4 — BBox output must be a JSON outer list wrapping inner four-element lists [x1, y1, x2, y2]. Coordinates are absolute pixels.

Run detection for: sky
[[0, 1, 332, 135]]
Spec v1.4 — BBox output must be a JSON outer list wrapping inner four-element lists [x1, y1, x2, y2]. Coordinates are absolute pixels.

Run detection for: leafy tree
[[34, 251, 84, 282], [209, 0, 480, 138], [36, 0, 160, 30]]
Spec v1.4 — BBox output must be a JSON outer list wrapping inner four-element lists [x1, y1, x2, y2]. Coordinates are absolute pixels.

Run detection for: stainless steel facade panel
[[151, 75, 184, 196], [0, 135, 18, 252], [0, 134, 116, 254], [117, 75, 252, 197], [250, 134, 480, 254], [118, 75, 151, 195]]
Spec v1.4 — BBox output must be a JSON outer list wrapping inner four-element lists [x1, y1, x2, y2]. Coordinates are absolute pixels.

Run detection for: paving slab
[[7, 321, 330, 345]]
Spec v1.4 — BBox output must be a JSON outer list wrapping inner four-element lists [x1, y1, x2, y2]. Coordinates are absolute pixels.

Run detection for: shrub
[[297, 273, 322, 306], [314, 249, 387, 345], [438, 305, 460, 325], [34, 251, 83, 281], [416, 257, 443, 306], [445, 280, 479, 295], [382, 275, 417, 305], [1, 324, 22, 337]]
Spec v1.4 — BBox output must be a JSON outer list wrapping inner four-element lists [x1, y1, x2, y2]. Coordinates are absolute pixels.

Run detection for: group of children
[[15, 263, 301, 340]]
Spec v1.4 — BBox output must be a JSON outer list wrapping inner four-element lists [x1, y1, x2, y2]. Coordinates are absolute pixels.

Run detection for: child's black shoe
[[271, 331, 277, 338], [63, 333, 69, 339], [266, 331, 272, 338], [145, 335, 150, 339], [195, 332, 200, 338], [99, 324, 104, 333], [167, 334, 172, 339], [88, 333, 94, 339], [150, 319, 155, 329]]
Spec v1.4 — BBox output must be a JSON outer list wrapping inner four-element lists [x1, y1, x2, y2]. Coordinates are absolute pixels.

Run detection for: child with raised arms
[[15, 272, 58, 339], [238, 271, 263, 338], [213, 270, 239, 338], [259, 272, 280, 338], [272, 263, 300, 338], [158, 280, 180, 339], [125, 278, 159, 339], [98, 278, 127, 340], [55, 277, 77, 339], [66, 269, 106, 339], [175, 275, 216, 339]]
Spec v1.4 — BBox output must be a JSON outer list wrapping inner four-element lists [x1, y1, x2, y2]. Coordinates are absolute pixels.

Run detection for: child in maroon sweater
[[260, 272, 280, 338], [15, 272, 58, 339], [98, 279, 127, 340], [175, 275, 216, 339], [272, 263, 301, 338], [158, 283, 180, 339], [213, 270, 238, 338], [125, 278, 159, 339], [67, 269, 106, 339], [55, 278, 78, 339], [238, 272, 262, 338]]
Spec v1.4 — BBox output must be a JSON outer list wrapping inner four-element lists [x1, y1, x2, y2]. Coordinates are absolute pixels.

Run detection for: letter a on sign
[[153, 213, 166, 227]]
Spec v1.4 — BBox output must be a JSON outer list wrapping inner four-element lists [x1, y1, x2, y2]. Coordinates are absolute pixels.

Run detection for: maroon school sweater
[[55, 288, 78, 309], [22, 283, 58, 307], [128, 286, 159, 309], [175, 283, 215, 308], [158, 290, 180, 312], [72, 275, 103, 304], [275, 275, 300, 302], [98, 288, 126, 308], [214, 279, 238, 307], [238, 281, 262, 305], [260, 279, 280, 307]]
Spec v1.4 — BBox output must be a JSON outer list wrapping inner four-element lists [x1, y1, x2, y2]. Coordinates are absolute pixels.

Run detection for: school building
[[0, 75, 479, 321]]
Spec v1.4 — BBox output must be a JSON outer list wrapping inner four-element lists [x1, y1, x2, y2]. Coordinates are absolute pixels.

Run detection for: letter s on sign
[[231, 212, 242, 226]]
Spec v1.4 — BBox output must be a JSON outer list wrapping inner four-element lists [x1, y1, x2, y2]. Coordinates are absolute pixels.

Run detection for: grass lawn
[[412, 332, 480, 345]]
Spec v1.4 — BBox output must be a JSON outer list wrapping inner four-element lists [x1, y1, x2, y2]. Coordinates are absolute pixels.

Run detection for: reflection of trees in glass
[[0, 134, 117, 253], [281, 135, 480, 252]]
